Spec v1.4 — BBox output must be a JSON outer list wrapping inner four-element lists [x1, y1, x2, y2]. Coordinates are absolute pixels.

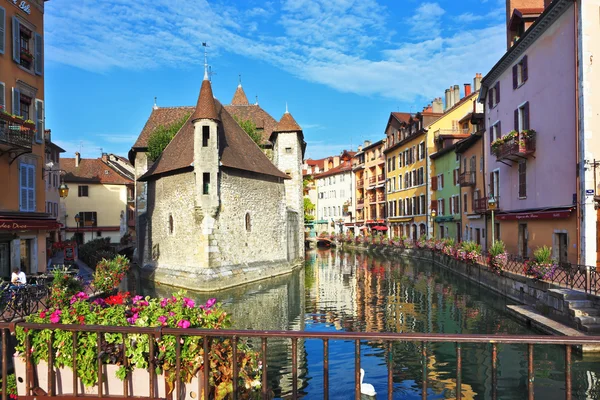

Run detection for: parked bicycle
[[0, 279, 51, 322]]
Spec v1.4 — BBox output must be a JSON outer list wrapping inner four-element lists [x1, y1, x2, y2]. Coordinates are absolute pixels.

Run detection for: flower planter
[[23, 122, 35, 130], [14, 356, 204, 399]]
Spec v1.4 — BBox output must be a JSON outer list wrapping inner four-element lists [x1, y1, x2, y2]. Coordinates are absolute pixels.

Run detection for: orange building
[[352, 140, 386, 233], [0, 0, 53, 278]]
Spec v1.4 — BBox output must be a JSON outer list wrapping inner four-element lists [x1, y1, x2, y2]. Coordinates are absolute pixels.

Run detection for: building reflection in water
[[137, 250, 600, 399]]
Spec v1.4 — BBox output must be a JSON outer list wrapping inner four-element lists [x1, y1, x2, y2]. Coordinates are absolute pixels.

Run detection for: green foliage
[[49, 269, 84, 309], [0, 373, 17, 398], [15, 292, 261, 399], [92, 255, 130, 294], [460, 241, 482, 254], [233, 115, 263, 146], [533, 246, 554, 264], [489, 240, 506, 257], [147, 113, 191, 161], [78, 238, 115, 269]]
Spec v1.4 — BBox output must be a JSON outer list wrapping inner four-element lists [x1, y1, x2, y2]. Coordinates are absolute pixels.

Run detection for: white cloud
[[457, 9, 504, 23], [45, 0, 506, 103]]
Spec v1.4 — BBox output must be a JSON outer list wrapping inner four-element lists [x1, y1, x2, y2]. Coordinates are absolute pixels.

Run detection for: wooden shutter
[[489, 173, 495, 196], [519, 161, 527, 197], [0, 82, 4, 110], [431, 175, 438, 191], [12, 16, 19, 63], [441, 173, 444, 188], [514, 109, 519, 131], [453, 169, 457, 185], [498, 121, 501, 139], [12, 87, 20, 115], [523, 102, 530, 130], [430, 199, 438, 211], [0, 6, 5, 55], [35, 99, 43, 142], [513, 64, 518, 89], [441, 199, 446, 215], [489, 127, 493, 143], [522, 55, 528, 82], [495, 81, 500, 104], [34, 32, 42, 75], [488, 92, 493, 109]]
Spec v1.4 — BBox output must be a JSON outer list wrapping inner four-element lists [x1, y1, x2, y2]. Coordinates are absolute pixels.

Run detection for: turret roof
[[191, 79, 220, 122], [231, 84, 250, 105]]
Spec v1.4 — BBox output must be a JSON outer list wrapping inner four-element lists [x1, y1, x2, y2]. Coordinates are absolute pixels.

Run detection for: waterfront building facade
[[0, 0, 53, 278], [314, 151, 355, 234], [429, 84, 479, 242], [131, 73, 304, 291], [480, 0, 584, 263], [62, 153, 134, 245], [352, 140, 386, 233], [43, 130, 66, 245]]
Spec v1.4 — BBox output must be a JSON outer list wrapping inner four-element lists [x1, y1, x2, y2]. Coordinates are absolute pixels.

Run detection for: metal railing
[[3, 322, 597, 400], [357, 180, 364, 189], [368, 177, 376, 185], [0, 125, 34, 149], [493, 136, 536, 161], [473, 196, 500, 213], [377, 174, 385, 182], [458, 171, 476, 187]]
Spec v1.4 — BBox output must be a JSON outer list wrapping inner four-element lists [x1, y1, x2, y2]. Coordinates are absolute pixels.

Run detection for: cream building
[[61, 153, 134, 244]]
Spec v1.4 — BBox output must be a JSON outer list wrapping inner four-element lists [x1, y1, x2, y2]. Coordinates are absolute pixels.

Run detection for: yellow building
[[428, 82, 480, 242], [352, 140, 386, 232], [384, 105, 442, 240], [62, 153, 134, 244]]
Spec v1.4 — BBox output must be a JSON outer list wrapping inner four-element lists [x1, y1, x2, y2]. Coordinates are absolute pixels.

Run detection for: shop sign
[[0, 219, 58, 230], [496, 210, 572, 221], [12, 0, 31, 15]]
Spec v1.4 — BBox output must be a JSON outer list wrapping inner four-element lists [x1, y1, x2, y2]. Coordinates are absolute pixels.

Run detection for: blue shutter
[[0, 6, 5, 55], [12, 16, 19, 63], [12, 87, 20, 115], [19, 164, 27, 211], [35, 99, 43, 142], [34, 32, 42, 75], [0, 82, 4, 111], [27, 164, 35, 211]]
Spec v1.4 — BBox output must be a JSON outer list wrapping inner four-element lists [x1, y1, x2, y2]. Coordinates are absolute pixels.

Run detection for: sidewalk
[[48, 251, 94, 285]]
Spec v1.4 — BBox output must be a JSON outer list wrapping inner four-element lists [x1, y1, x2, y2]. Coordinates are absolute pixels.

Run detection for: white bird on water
[[360, 368, 377, 397]]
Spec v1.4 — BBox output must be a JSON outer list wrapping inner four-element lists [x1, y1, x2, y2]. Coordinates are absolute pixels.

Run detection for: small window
[[78, 185, 88, 197], [96, 231, 102, 238], [203, 173, 210, 195], [168, 214, 173, 234], [245, 213, 251, 232], [202, 126, 209, 147], [285, 147, 292, 154], [518, 161, 527, 198], [104, 170, 109, 175]]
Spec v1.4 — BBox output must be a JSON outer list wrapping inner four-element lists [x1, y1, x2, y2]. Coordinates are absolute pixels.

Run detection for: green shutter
[[34, 32, 42, 75], [35, 99, 43, 142], [12, 87, 20, 115], [0, 6, 5, 55], [12, 16, 19, 63]]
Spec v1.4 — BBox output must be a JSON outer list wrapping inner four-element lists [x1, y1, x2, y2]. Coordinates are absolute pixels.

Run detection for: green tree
[[233, 116, 263, 146], [304, 197, 316, 223], [147, 113, 190, 161]]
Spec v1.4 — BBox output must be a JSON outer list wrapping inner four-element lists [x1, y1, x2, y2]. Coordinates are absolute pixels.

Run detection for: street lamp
[[488, 196, 497, 245], [431, 209, 437, 239], [74, 213, 81, 245], [58, 182, 69, 198]]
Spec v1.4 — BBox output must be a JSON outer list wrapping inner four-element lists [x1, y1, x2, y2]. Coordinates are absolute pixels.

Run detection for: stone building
[[130, 73, 305, 291]]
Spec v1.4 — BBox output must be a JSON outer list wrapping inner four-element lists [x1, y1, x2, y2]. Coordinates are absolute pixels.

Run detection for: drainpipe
[[574, 0, 581, 265], [426, 128, 431, 238], [482, 124, 488, 250]]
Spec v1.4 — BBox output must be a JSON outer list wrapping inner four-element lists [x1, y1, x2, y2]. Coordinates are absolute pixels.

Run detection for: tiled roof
[[132, 106, 194, 149], [274, 112, 302, 133], [231, 85, 249, 105], [62, 158, 133, 185], [313, 162, 353, 179], [140, 96, 289, 181], [391, 112, 412, 123], [191, 80, 220, 122], [517, 7, 544, 15], [224, 104, 277, 146]]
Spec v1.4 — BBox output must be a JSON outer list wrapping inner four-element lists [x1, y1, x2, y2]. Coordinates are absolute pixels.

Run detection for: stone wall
[[134, 151, 150, 264]]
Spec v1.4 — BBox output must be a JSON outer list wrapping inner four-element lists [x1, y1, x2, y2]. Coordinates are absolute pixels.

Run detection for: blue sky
[[44, 0, 506, 160]]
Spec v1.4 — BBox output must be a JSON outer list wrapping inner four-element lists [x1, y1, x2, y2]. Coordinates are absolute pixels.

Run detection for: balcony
[[376, 193, 385, 202], [458, 171, 476, 187], [377, 174, 385, 182], [473, 196, 500, 214], [0, 125, 34, 152], [492, 131, 536, 163], [357, 180, 364, 189], [357, 198, 364, 206], [368, 176, 377, 185]]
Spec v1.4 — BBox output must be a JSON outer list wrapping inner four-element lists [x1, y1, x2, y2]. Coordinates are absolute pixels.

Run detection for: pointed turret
[[274, 109, 302, 133], [191, 78, 220, 122], [231, 83, 249, 105]]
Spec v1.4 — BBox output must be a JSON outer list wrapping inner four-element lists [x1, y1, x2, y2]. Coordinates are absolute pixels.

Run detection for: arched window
[[168, 214, 173, 234], [245, 213, 251, 232]]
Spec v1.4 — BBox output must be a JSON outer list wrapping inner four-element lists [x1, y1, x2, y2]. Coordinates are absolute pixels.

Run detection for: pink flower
[[169, 311, 175, 317], [183, 298, 195, 308], [39, 311, 46, 319], [204, 298, 216, 309], [127, 313, 139, 324], [50, 310, 62, 324], [132, 295, 144, 303], [160, 298, 168, 307], [157, 315, 167, 326], [177, 319, 191, 329], [70, 291, 89, 305]]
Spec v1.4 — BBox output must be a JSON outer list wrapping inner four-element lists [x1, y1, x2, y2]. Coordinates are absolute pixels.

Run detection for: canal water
[[139, 250, 600, 399]]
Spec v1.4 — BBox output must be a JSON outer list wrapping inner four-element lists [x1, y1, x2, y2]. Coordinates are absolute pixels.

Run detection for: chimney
[[448, 87, 455, 110], [101, 153, 108, 163], [75, 152, 81, 168], [333, 156, 340, 167], [444, 89, 450, 111], [364, 140, 371, 148], [423, 104, 433, 113], [464, 83, 472, 97], [358, 145, 363, 152], [473, 73, 482, 91], [432, 98, 443, 113], [453, 85, 460, 103]]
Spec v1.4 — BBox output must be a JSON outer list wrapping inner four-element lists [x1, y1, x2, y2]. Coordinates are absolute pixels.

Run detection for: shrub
[[48, 268, 85, 309], [524, 246, 557, 281], [488, 241, 507, 274], [147, 113, 190, 161], [78, 238, 115, 269], [92, 255, 130, 294], [0, 374, 17, 399]]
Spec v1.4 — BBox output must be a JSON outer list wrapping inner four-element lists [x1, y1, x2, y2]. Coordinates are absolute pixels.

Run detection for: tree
[[304, 197, 316, 223], [233, 116, 263, 146], [147, 113, 190, 162]]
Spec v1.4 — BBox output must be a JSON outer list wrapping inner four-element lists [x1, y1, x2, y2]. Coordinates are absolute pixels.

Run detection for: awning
[[0, 217, 59, 231], [373, 225, 388, 231], [496, 208, 573, 221], [65, 226, 120, 233], [388, 217, 413, 223]]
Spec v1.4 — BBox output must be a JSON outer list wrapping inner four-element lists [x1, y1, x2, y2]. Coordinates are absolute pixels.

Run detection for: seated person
[[11, 268, 26, 285], [18, 269, 27, 285]]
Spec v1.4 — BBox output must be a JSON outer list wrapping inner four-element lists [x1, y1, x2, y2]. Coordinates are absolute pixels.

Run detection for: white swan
[[360, 368, 377, 397]]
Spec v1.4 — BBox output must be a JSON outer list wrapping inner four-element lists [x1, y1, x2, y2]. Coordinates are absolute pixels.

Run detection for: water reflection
[[138, 250, 600, 399]]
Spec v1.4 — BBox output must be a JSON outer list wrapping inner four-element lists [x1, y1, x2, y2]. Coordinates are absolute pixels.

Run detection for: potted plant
[[20, 48, 33, 62], [459, 241, 481, 264], [487, 241, 507, 274], [14, 292, 262, 399], [523, 246, 558, 282], [23, 119, 35, 129]]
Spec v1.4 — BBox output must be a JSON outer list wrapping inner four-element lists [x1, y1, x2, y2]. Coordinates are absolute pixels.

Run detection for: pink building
[[480, 0, 582, 263]]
